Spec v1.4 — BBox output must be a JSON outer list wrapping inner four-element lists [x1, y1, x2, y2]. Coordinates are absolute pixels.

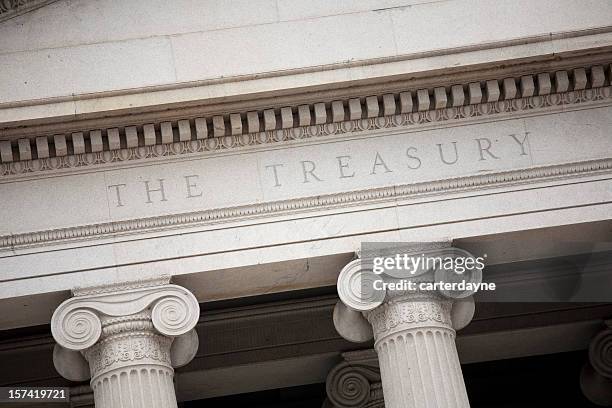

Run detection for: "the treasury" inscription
[[106, 133, 530, 208]]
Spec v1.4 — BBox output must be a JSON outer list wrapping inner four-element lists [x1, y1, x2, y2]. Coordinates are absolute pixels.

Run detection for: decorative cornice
[[1, 157, 611, 250], [0, 63, 610, 179], [0, 0, 57, 23]]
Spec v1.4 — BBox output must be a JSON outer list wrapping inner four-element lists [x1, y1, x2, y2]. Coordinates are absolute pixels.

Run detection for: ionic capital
[[323, 350, 383, 408], [581, 320, 612, 406], [333, 246, 481, 343], [51, 277, 200, 398], [51, 277, 199, 351]]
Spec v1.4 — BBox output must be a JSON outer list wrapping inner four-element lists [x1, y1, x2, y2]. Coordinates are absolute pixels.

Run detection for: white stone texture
[[125, 126, 138, 148], [502, 78, 517, 99], [314, 103, 327, 124], [2, 0, 612, 104], [263, 109, 276, 130], [332, 101, 345, 122], [537, 73, 552, 95], [53, 135, 67, 156], [178, 120, 192, 141], [246, 112, 260, 133], [399, 91, 413, 113], [348, 98, 362, 120], [365, 96, 379, 118], [90, 130, 103, 153], [72, 132, 85, 154], [107, 128, 120, 151], [416, 89, 430, 111], [35, 136, 49, 159], [212, 116, 225, 137], [433, 87, 447, 109], [468, 82, 482, 104], [230, 114, 242, 136], [281, 107, 293, 129], [382, 94, 396, 116], [0, 106, 611, 239], [298, 105, 311, 126], [554, 71, 570, 93], [0, 141, 13, 162], [18, 139, 32, 161], [451, 85, 465, 107], [485, 80, 500, 102], [161, 122, 174, 144], [591, 65, 606, 88], [573, 68, 588, 90], [520, 75, 535, 97], [195, 118, 208, 139], [143, 124, 157, 145]]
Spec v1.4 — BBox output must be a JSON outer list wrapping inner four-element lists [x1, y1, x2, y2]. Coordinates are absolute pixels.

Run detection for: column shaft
[[84, 313, 178, 408], [365, 297, 470, 408]]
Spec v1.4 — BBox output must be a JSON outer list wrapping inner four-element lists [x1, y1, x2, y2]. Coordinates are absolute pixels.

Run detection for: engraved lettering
[[475, 138, 500, 161], [107, 184, 127, 207], [406, 147, 422, 169], [371, 152, 392, 175], [508, 132, 530, 156], [301, 160, 323, 183], [143, 179, 168, 203], [336, 155, 355, 178], [437, 142, 459, 165], [184, 175, 203, 198], [266, 163, 285, 187]]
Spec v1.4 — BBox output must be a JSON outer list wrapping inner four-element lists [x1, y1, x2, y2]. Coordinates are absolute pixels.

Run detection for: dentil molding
[[0, 63, 610, 178]]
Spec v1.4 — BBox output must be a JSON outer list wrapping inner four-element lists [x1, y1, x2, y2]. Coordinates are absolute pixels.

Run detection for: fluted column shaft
[[84, 312, 177, 408], [51, 278, 200, 408], [365, 295, 469, 408]]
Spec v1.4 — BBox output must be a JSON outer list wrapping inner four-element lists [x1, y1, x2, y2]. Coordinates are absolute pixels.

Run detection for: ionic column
[[333, 247, 480, 408], [581, 320, 612, 406], [51, 278, 200, 408]]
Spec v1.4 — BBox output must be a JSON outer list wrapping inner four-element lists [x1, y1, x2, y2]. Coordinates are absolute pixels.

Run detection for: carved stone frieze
[[364, 296, 452, 339], [1, 156, 611, 251]]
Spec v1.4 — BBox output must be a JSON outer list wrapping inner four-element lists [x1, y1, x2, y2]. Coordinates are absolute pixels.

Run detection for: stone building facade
[[0, 1, 611, 407]]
